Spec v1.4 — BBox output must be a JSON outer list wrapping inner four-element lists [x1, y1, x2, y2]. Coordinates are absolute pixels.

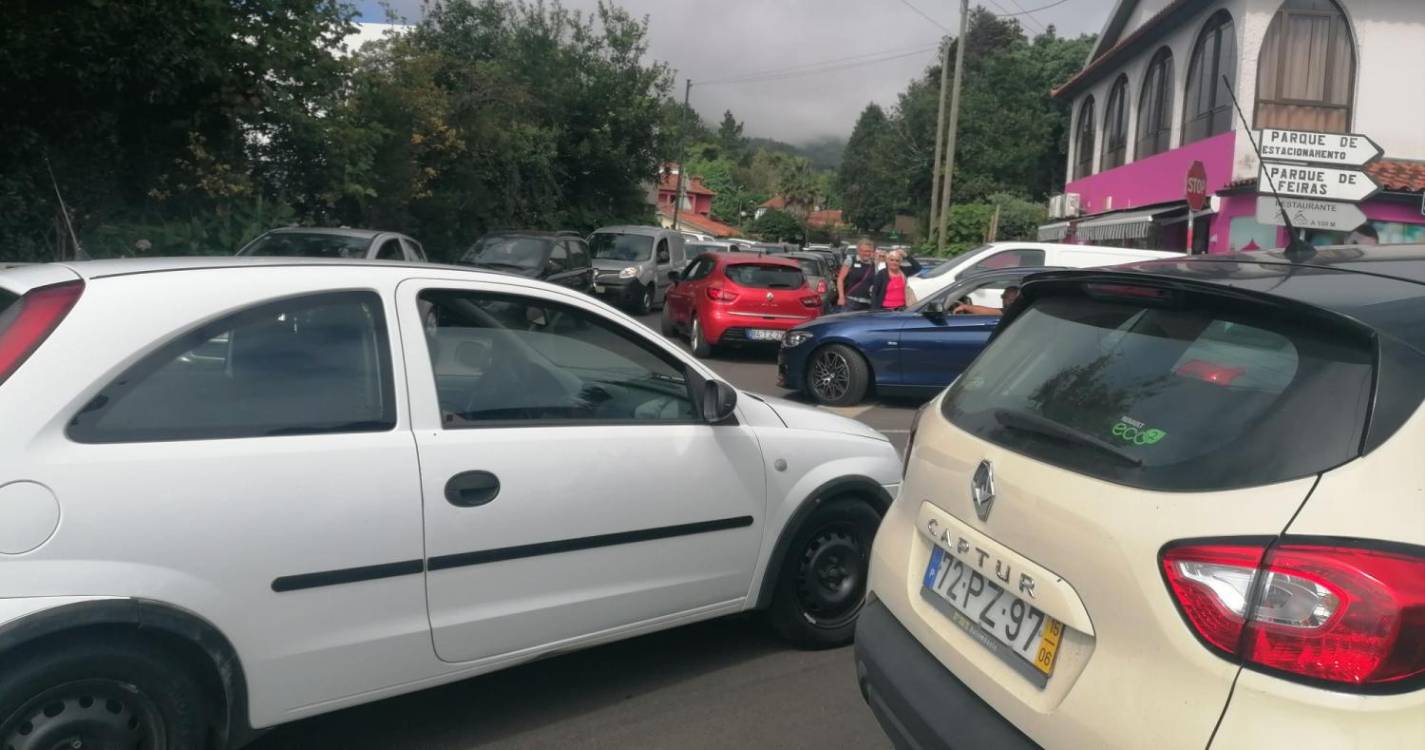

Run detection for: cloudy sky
[[351, 0, 1112, 143]]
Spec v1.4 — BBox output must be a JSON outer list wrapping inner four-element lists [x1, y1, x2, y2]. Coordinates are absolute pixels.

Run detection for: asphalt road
[[253, 312, 923, 750]]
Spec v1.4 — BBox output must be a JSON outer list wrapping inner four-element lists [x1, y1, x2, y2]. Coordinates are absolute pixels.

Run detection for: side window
[[68, 292, 394, 443], [419, 290, 696, 426], [547, 242, 569, 273], [656, 240, 671, 264], [685, 256, 716, 281], [935, 278, 1013, 309], [566, 240, 590, 269], [375, 238, 404, 260], [972, 249, 1045, 272]]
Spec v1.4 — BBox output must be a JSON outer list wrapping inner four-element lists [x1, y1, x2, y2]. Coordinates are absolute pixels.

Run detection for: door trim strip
[[271, 515, 755, 591], [426, 515, 754, 572]]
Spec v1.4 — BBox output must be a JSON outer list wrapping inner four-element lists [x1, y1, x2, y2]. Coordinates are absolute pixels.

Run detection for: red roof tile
[[658, 207, 739, 238], [657, 172, 716, 196], [760, 196, 787, 209], [1367, 160, 1425, 192], [807, 209, 844, 228]]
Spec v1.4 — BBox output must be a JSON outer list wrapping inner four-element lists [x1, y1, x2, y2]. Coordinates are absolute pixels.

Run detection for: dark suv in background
[[458, 231, 595, 293]]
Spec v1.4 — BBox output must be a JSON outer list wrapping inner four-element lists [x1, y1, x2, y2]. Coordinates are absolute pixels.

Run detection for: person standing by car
[[870, 250, 923, 311], [837, 239, 878, 311]]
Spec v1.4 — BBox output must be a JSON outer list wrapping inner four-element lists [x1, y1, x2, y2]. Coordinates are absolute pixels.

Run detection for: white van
[[906, 242, 1180, 307]]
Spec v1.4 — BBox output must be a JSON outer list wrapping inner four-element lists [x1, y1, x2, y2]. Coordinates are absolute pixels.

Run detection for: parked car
[[749, 242, 796, 255], [905, 241, 1178, 306], [0, 257, 901, 749], [458, 231, 594, 293], [236, 226, 427, 262], [779, 266, 1055, 405], [783, 251, 836, 310], [589, 225, 687, 314], [661, 252, 824, 357], [856, 245, 1425, 750]]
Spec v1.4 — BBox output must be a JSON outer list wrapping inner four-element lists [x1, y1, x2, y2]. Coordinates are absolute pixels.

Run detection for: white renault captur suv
[[858, 247, 1425, 749], [0, 258, 901, 748]]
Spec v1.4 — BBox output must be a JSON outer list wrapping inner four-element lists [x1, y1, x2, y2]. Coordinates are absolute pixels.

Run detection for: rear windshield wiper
[[993, 408, 1142, 467]]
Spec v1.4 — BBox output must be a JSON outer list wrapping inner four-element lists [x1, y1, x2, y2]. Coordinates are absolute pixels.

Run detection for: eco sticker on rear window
[[1113, 417, 1166, 446]]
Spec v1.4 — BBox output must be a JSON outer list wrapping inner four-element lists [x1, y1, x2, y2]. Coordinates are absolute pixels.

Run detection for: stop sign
[[1185, 160, 1208, 212]]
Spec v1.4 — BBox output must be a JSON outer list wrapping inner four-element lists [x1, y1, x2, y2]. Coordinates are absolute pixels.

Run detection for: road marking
[[879, 429, 911, 434]]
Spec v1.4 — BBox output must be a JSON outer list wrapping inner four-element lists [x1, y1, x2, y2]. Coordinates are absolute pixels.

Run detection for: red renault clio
[[661, 252, 824, 357]]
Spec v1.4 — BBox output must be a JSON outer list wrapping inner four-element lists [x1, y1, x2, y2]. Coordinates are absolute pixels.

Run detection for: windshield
[[942, 289, 1373, 491], [239, 232, 370, 258], [794, 259, 823, 277], [461, 236, 552, 270], [590, 233, 653, 261], [923, 245, 990, 279], [725, 264, 805, 289]]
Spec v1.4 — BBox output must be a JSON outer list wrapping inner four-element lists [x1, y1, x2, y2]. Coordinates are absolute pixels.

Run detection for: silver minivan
[[589, 225, 687, 313]]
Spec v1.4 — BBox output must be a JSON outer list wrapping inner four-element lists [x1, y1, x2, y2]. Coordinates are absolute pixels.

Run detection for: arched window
[[1255, 0, 1355, 132], [1101, 76, 1130, 169], [1183, 11, 1237, 143], [1073, 97, 1096, 179], [1136, 48, 1175, 158]]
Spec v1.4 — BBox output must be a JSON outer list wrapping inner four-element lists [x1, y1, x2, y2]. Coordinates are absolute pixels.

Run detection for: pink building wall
[[1065, 132, 1238, 216]]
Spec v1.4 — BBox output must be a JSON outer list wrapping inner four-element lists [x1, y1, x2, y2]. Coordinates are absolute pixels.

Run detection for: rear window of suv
[[941, 288, 1374, 491], [724, 265, 805, 289]]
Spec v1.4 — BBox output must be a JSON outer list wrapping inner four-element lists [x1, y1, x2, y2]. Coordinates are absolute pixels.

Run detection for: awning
[[1037, 221, 1069, 241], [1074, 206, 1186, 242]]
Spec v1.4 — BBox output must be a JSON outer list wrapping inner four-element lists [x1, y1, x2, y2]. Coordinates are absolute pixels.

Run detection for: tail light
[[902, 404, 927, 476], [0, 281, 84, 386], [1162, 540, 1425, 688], [800, 295, 822, 308], [706, 287, 738, 302]]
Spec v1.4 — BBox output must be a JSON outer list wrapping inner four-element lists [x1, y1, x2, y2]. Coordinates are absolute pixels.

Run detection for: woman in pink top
[[871, 250, 921, 311]]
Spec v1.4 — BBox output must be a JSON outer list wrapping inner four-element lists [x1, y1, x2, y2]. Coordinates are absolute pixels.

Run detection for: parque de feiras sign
[[1258, 128, 1383, 169], [1259, 162, 1380, 203], [1256, 196, 1368, 233]]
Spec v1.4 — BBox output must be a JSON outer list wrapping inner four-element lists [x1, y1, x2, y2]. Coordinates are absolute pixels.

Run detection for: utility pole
[[672, 78, 692, 231], [936, 0, 970, 254], [927, 35, 952, 245]]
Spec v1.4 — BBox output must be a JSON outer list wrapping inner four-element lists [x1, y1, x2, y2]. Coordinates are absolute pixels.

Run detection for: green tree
[[750, 209, 806, 244], [840, 104, 900, 232], [717, 110, 746, 156]]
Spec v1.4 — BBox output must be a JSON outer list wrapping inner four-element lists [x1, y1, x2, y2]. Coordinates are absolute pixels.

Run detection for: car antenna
[[1221, 74, 1314, 261], [44, 154, 90, 261]]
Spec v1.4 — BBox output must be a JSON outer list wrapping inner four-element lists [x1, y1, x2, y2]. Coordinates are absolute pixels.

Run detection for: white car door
[[396, 278, 767, 663]]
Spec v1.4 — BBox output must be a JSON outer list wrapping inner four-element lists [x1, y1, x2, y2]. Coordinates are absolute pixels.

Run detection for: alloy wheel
[[1, 679, 164, 750], [810, 350, 851, 402]]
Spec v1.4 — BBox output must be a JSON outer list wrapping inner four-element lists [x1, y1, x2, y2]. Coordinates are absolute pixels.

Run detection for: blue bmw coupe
[[778, 266, 1060, 405]]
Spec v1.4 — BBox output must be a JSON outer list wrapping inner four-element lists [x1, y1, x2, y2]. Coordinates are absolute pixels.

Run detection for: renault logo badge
[[765, 291, 774, 302], [971, 460, 996, 521]]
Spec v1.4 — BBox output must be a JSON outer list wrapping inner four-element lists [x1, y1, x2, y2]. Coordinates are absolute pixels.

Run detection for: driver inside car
[[952, 284, 1019, 316]]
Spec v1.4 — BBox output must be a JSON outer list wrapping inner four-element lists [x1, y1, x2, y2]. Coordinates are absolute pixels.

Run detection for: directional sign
[[1257, 196, 1368, 232], [1258, 128, 1383, 168], [1259, 162, 1380, 203]]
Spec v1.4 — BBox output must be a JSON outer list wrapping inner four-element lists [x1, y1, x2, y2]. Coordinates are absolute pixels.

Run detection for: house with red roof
[[1042, 0, 1425, 253], [654, 164, 738, 238]]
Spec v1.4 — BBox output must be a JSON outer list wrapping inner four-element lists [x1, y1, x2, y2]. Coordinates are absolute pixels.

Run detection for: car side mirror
[[700, 379, 738, 423], [925, 300, 947, 315], [668, 270, 680, 283]]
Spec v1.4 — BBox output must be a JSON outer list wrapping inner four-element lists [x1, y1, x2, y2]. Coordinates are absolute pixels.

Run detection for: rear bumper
[[855, 597, 1040, 750], [702, 309, 815, 345]]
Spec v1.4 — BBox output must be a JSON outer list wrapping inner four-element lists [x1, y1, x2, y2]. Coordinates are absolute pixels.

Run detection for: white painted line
[[878, 429, 911, 434]]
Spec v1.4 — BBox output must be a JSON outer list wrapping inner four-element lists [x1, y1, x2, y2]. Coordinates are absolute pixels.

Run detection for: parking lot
[[252, 312, 919, 749]]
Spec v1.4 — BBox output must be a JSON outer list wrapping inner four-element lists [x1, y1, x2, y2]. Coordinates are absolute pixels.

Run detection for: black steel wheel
[[806, 344, 869, 406], [767, 497, 883, 648], [0, 640, 208, 750], [634, 284, 653, 315]]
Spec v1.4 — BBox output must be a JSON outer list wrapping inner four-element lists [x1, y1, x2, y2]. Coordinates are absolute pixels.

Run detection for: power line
[[998, 0, 1072, 16], [697, 44, 940, 86], [988, 0, 1048, 33], [893, 0, 951, 32]]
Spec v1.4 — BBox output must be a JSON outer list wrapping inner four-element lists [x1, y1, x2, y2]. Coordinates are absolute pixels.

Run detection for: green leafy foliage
[[839, 105, 901, 232], [750, 209, 806, 243]]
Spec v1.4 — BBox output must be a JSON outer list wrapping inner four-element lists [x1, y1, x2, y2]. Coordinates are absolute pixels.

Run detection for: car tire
[[634, 283, 653, 315], [768, 496, 882, 648], [0, 636, 210, 750], [805, 344, 870, 406], [660, 304, 677, 337], [690, 316, 714, 358]]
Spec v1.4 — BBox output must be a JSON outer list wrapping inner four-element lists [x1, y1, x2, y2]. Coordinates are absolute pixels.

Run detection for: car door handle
[[445, 471, 501, 507]]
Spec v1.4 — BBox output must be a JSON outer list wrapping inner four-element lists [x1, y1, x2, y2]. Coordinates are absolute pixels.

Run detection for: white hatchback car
[[0, 258, 901, 748], [905, 242, 1180, 308], [859, 247, 1425, 749]]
